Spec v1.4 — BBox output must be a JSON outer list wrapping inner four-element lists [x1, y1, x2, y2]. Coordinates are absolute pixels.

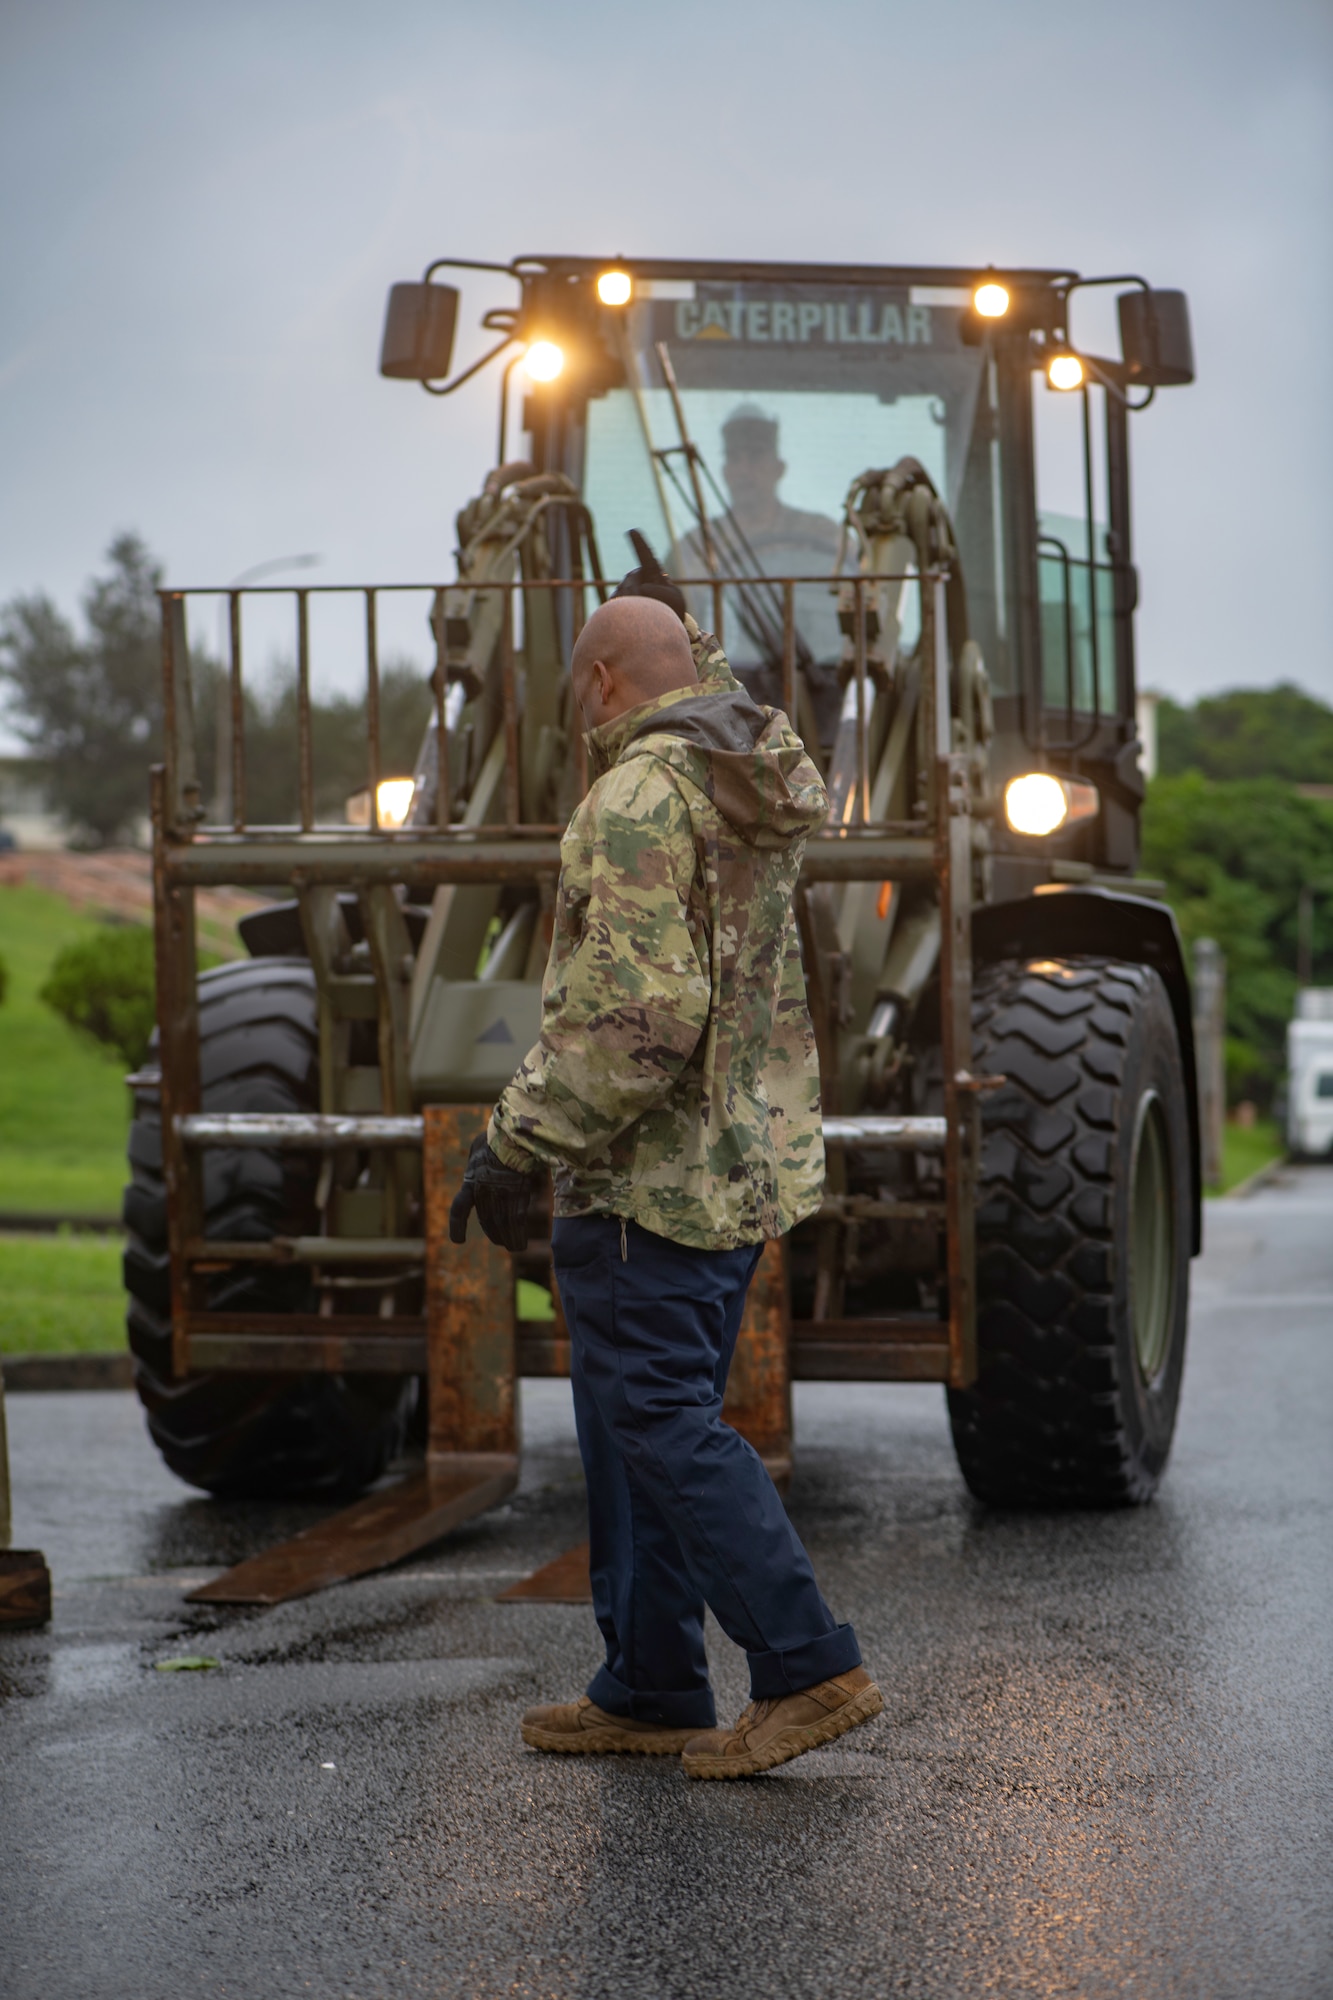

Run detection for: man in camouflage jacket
[[488, 613, 825, 1245], [453, 583, 881, 1779]]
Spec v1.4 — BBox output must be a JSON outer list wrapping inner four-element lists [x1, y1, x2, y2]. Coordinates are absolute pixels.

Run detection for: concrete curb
[[2, 1353, 133, 1391], [0, 1213, 122, 1235], [1221, 1155, 1287, 1201]]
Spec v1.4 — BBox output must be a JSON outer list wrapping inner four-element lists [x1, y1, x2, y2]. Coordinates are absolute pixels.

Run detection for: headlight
[[375, 778, 416, 828], [596, 269, 633, 307], [1004, 773, 1099, 836], [1047, 351, 1085, 391], [522, 339, 565, 383], [973, 281, 1010, 319]]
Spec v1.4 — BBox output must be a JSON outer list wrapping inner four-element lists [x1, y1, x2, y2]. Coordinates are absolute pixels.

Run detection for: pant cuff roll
[[746, 1623, 863, 1699], [586, 1665, 717, 1730]]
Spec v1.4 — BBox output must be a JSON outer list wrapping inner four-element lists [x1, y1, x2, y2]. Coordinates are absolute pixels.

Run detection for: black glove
[[448, 1134, 534, 1252], [613, 528, 687, 623]]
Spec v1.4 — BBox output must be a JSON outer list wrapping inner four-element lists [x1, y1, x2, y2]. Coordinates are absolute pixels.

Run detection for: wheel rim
[[1129, 1089, 1176, 1383]]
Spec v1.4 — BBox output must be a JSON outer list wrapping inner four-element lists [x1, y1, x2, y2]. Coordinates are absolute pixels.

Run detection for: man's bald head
[[571, 596, 697, 730]]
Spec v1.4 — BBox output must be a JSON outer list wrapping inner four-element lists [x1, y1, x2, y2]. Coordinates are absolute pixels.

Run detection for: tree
[[1157, 684, 1333, 784], [232, 666, 432, 824], [1, 536, 434, 845], [0, 533, 164, 845], [1142, 773, 1333, 1105]]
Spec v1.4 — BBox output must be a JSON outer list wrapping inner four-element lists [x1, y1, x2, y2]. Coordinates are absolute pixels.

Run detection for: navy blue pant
[[552, 1213, 861, 1729]]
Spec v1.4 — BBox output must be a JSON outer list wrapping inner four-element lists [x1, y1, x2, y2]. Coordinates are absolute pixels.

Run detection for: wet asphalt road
[[2, 1165, 1331, 2000]]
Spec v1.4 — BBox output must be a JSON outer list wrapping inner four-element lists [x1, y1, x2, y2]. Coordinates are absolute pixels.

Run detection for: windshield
[[581, 280, 1013, 708]]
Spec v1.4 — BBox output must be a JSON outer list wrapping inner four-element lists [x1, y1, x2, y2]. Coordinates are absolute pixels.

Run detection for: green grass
[[1215, 1117, 1284, 1195], [0, 1232, 553, 1357], [0, 1233, 125, 1353], [0, 885, 132, 1215]]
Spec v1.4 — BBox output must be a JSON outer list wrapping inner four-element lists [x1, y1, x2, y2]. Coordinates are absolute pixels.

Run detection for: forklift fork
[[187, 1113, 794, 1607]]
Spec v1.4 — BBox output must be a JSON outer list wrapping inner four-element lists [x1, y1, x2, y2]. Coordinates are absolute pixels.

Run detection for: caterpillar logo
[[674, 299, 935, 346]]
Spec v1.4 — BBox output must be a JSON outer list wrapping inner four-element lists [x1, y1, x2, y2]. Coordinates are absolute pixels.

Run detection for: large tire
[[946, 955, 1191, 1506], [123, 958, 413, 1497]]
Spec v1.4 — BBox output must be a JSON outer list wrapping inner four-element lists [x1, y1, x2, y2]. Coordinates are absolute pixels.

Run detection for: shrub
[[40, 924, 160, 1070]]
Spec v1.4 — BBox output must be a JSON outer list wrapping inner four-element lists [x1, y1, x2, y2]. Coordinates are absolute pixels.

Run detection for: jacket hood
[[587, 680, 828, 850]]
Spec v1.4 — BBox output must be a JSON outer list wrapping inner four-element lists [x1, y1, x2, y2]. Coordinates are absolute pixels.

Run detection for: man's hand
[[613, 529, 687, 622], [449, 1135, 535, 1252]]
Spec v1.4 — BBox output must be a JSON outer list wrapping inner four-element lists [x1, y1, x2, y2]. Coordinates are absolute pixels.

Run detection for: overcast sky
[[1, 0, 1330, 745]]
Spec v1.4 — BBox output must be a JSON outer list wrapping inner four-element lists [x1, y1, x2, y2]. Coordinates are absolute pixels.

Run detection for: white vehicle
[[1287, 990, 1333, 1158]]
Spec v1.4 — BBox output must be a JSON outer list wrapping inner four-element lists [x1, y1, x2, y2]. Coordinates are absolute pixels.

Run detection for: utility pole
[[1297, 885, 1314, 990]]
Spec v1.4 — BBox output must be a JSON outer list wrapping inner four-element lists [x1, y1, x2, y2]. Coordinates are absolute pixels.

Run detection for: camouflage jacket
[[487, 631, 828, 1248]]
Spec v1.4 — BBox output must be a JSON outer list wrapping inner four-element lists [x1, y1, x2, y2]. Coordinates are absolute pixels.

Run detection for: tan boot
[[521, 1695, 700, 1756], [681, 1667, 883, 1779]]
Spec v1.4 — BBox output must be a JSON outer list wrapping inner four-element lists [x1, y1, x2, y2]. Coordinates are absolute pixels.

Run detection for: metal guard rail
[[178, 1112, 949, 1152], [158, 569, 944, 843]]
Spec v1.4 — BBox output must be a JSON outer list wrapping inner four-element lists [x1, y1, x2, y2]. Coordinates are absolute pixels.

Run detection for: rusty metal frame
[[154, 561, 978, 1597], [188, 1106, 519, 1604], [153, 569, 972, 1358], [158, 572, 930, 833]]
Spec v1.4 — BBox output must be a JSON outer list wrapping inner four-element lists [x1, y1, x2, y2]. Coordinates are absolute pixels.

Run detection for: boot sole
[[681, 1680, 884, 1779], [522, 1723, 698, 1756]]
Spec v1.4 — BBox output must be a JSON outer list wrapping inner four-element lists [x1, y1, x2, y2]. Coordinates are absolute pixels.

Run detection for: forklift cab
[[383, 256, 1194, 899]]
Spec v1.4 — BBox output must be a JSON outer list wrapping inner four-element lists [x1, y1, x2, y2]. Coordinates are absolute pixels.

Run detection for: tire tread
[[948, 954, 1187, 1507], [122, 958, 411, 1497]]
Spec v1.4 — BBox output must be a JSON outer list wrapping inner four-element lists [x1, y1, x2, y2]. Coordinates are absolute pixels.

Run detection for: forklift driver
[[716, 404, 841, 568], [671, 405, 845, 725]]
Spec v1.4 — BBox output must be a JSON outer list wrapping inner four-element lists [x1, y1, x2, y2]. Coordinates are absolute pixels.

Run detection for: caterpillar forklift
[[124, 254, 1199, 1604]]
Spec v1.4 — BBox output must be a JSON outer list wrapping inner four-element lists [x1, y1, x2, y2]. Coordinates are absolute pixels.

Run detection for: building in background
[[0, 755, 64, 850]]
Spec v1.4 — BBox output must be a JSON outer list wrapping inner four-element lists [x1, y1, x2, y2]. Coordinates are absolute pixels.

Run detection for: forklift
[[124, 253, 1197, 1602]]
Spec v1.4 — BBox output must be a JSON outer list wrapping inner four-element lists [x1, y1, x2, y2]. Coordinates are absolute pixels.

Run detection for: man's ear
[[593, 659, 614, 705]]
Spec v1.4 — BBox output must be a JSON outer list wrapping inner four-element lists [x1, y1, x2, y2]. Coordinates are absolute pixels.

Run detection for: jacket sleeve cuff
[[486, 1117, 538, 1174]]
